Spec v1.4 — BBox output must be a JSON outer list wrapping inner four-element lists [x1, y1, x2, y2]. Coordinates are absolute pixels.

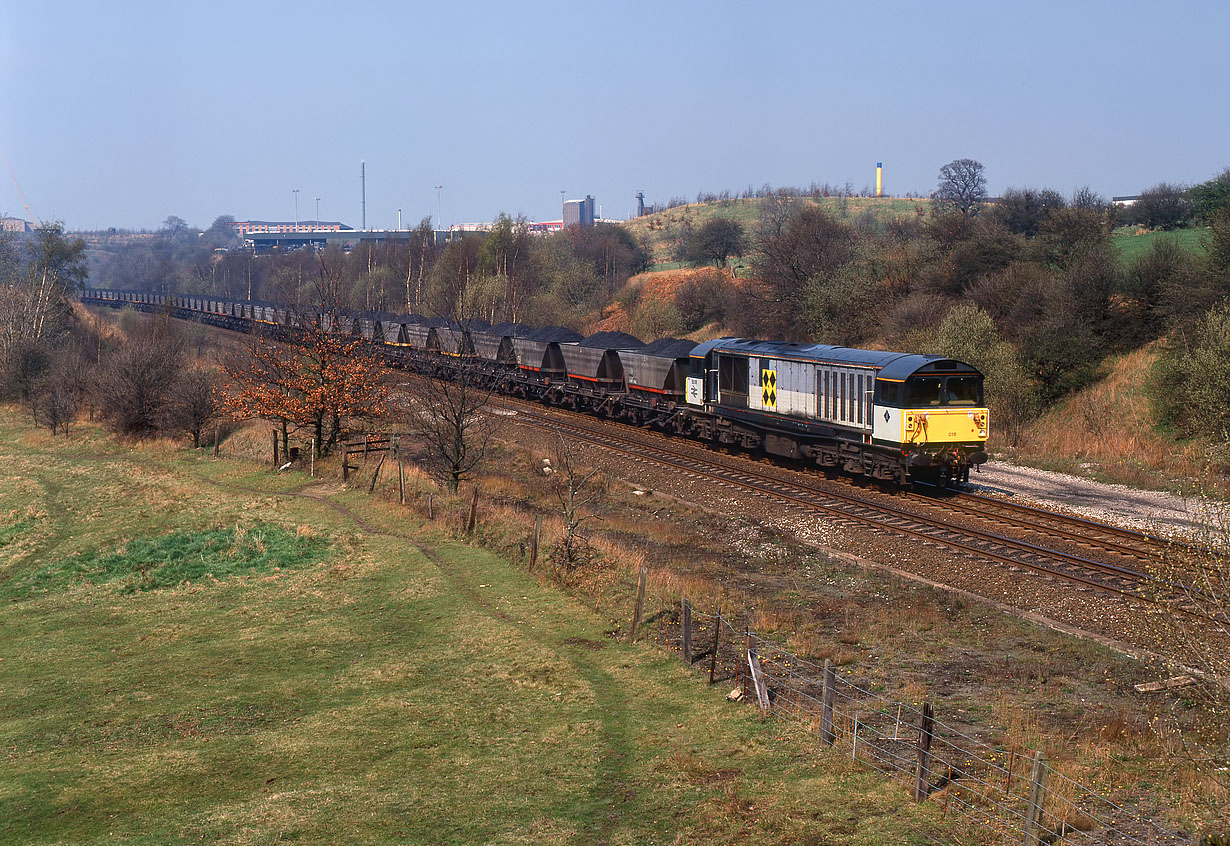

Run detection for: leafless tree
[[398, 362, 498, 494], [0, 224, 87, 369], [934, 158, 988, 218], [34, 368, 82, 436], [547, 435, 603, 568], [97, 322, 185, 438], [172, 368, 221, 448]]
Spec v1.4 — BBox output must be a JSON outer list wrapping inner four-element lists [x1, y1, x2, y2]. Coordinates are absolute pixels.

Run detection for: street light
[[293, 188, 300, 230], [398, 208, 402, 231]]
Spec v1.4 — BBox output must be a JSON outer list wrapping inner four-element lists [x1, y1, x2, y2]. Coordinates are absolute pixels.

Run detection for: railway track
[[912, 483, 1205, 561], [499, 401, 1205, 614]]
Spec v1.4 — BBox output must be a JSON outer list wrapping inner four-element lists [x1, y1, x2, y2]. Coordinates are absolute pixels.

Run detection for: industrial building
[[563, 195, 596, 227], [231, 220, 352, 237]]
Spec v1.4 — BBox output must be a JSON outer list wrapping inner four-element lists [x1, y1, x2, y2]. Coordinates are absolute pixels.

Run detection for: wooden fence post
[[914, 702, 935, 802], [708, 613, 721, 684], [821, 659, 836, 746], [631, 566, 647, 640], [342, 450, 350, 482], [467, 487, 479, 535], [368, 452, 387, 494], [213, 423, 220, 457], [272, 430, 279, 469], [310, 438, 316, 477], [529, 515, 541, 571], [427, 494, 434, 520], [747, 647, 770, 716], [681, 599, 692, 664], [1023, 751, 1049, 846]]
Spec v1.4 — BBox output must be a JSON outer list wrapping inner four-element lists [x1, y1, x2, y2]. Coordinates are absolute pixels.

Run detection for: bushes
[[917, 304, 1037, 445], [1149, 303, 1230, 442]]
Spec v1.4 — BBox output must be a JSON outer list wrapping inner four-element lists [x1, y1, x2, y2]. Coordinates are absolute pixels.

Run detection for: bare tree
[[399, 362, 497, 494], [172, 368, 221, 448], [0, 224, 87, 368], [934, 158, 988, 218], [547, 435, 603, 568], [1128, 182, 1192, 231], [97, 322, 185, 438]]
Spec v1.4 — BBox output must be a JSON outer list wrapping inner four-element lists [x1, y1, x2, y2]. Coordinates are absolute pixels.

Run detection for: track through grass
[[0, 411, 942, 844]]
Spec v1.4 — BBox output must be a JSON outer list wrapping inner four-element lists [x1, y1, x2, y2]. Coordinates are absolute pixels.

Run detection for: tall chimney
[[361, 160, 366, 230], [876, 162, 883, 198]]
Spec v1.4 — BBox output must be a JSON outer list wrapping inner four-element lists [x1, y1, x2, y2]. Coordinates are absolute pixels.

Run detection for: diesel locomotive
[[83, 289, 989, 485]]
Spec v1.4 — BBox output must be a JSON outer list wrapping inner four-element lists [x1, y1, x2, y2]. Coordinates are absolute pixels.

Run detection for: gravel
[[968, 460, 1224, 539]]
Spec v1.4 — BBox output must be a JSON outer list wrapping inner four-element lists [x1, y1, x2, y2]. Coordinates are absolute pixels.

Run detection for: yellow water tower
[[876, 162, 883, 197]]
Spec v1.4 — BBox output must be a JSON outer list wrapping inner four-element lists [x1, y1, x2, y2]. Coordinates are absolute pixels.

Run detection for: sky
[[2, 0, 1228, 232]]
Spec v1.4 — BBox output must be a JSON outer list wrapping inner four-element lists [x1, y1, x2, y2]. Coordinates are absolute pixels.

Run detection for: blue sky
[[2, 0, 1227, 231]]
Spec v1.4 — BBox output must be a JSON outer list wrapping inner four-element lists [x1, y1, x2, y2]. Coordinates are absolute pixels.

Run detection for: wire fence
[[668, 600, 1190, 845]]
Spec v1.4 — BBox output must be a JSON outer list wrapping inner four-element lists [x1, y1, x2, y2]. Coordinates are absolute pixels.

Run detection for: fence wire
[[676, 605, 1189, 845]]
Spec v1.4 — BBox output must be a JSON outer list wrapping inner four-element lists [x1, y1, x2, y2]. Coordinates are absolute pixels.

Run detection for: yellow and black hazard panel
[[761, 368, 777, 410]]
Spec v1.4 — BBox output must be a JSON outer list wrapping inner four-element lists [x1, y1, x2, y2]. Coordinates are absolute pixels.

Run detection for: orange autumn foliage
[[224, 323, 387, 453]]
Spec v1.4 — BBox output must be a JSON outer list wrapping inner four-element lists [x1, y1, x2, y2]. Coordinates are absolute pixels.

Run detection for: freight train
[[82, 289, 989, 485]]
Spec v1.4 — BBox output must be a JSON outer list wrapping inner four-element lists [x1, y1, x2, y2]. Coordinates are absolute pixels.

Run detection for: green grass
[[12, 524, 327, 596], [0, 411, 944, 845], [1111, 226, 1206, 266]]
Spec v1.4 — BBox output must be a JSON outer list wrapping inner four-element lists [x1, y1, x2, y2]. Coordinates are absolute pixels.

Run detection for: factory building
[[563, 195, 596, 227]]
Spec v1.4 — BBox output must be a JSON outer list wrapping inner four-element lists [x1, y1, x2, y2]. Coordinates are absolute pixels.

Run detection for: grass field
[[1111, 227, 1207, 267], [0, 410, 945, 845]]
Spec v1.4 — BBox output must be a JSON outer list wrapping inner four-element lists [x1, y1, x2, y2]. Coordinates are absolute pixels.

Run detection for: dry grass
[[1011, 344, 1221, 494]]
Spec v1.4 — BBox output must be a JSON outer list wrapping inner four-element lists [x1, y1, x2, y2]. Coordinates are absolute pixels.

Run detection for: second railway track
[[496, 399, 1206, 615]]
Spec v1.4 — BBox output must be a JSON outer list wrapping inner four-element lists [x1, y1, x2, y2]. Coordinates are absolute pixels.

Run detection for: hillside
[[1007, 342, 1225, 495], [625, 199, 1209, 272], [622, 196, 929, 267]]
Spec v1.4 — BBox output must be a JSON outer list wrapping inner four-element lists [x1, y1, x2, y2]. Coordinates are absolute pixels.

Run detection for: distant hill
[[621, 196, 929, 267]]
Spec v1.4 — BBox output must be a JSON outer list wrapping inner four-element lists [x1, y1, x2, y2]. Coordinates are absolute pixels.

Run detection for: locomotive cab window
[[874, 379, 901, 406], [945, 376, 983, 406], [906, 377, 944, 406], [905, 375, 984, 407]]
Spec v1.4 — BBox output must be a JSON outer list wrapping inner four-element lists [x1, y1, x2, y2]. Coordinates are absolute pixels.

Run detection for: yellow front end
[[904, 408, 989, 445]]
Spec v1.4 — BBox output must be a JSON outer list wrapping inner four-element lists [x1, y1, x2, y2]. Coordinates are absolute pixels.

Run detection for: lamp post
[[398, 208, 402, 231], [293, 188, 299, 230]]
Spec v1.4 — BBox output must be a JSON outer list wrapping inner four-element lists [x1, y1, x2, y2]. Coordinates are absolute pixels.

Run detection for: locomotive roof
[[690, 337, 982, 380]]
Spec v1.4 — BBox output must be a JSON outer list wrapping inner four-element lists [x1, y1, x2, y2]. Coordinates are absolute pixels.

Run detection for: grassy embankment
[[1006, 342, 1226, 496], [0, 409, 944, 845], [623, 196, 926, 269]]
